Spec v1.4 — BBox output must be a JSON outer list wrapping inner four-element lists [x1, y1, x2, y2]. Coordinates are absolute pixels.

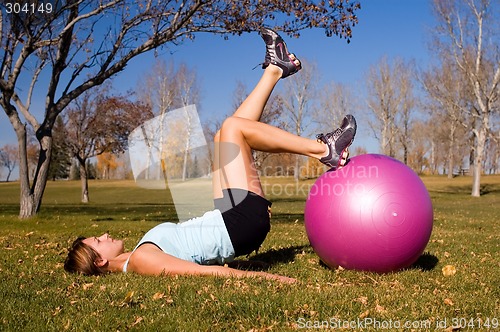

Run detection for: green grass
[[0, 176, 499, 331]]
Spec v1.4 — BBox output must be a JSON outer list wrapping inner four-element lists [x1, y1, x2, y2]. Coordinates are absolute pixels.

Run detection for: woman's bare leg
[[213, 65, 287, 198], [232, 62, 285, 121], [218, 116, 326, 196]]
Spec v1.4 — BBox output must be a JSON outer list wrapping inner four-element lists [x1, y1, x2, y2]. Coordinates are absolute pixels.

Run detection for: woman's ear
[[94, 258, 108, 268]]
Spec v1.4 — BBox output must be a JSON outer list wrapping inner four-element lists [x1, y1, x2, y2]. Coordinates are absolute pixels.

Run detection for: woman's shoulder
[[126, 243, 163, 273], [132, 243, 163, 256]]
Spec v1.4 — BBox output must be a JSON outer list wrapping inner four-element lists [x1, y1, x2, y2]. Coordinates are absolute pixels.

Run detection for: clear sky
[[0, 0, 437, 177]]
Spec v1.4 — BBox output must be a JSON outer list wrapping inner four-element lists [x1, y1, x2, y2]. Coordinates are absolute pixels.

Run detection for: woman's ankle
[[264, 64, 283, 78]]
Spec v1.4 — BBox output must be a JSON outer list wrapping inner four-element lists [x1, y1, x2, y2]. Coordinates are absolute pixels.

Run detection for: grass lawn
[[0, 176, 498, 331]]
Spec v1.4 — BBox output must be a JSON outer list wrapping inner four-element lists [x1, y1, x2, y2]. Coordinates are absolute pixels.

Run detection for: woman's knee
[[214, 117, 238, 143], [220, 116, 244, 136]]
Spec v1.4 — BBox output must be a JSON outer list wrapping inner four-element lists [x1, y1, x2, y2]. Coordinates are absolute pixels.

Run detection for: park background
[[0, 1, 499, 330], [1, 0, 498, 197]]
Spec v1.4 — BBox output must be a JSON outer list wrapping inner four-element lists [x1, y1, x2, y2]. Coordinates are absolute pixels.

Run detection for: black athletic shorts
[[214, 188, 272, 257]]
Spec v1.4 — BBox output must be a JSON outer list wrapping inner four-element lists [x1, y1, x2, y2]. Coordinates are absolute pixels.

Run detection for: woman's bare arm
[[127, 244, 296, 283]]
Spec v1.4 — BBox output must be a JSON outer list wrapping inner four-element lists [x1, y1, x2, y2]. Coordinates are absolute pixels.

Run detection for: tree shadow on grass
[[479, 183, 500, 195], [429, 183, 500, 196]]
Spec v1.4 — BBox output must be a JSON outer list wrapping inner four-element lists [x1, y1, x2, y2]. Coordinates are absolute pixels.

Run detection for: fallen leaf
[[82, 283, 93, 290], [375, 304, 387, 313], [123, 291, 135, 304], [131, 316, 143, 327], [443, 298, 454, 306], [442, 265, 457, 276], [152, 292, 165, 300], [356, 296, 369, 305], [359, 310, 370, 319], [64, 319, 71, 330], [52, 306, 62, 316]]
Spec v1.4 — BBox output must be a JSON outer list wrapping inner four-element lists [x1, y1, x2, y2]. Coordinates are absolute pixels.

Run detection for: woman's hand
[[256, 271, 297, 284]]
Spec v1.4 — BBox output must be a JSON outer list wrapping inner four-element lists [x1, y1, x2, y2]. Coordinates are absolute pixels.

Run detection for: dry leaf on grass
[[356, 296, 369, 305], [123, 291, 135, 304], [375, 304, 387, 313], [82, 283, 93, 290], [442, 265, 457, 276], [152, 292, 164, 300], [52, 306, 62, 316], [131, 316, 143, 327], [443, 298, 454, 306], [359, 310, 370, 319]]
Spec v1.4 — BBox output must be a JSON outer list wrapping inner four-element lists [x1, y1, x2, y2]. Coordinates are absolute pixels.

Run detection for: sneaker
[[260, 27, 301, 78], [316, 115, 357, 170]]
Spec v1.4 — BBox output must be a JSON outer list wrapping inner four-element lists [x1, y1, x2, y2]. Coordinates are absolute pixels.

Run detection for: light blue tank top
[[123, 209, 235, 272]]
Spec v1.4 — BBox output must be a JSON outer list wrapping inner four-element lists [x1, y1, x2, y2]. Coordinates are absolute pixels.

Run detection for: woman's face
[[83, 233, 124, 261]]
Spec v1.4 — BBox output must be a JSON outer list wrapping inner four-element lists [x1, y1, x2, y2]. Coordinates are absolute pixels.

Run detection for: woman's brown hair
[[64, 237, 106, 276]]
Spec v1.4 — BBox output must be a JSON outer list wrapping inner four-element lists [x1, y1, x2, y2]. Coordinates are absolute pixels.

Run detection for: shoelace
[[316, 127, 343, 144], [253, 44, 274, 70]]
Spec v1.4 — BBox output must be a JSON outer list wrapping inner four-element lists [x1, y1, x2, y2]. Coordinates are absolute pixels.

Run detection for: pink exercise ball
[[304, 154, 433, 273]]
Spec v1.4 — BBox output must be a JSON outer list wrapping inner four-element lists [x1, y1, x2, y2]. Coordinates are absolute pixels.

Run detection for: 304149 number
[[4, 2, 53, 14]]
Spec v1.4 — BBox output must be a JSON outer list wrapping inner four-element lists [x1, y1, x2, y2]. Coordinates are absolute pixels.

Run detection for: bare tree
[[280, 59, 318, 179], [0, 144, 18, 181], [137, 60, 178, 181], [397, 61, 417, 165], [138, 60, 202, 181], [366, 57, 416, 159], [0, 0, 360, 218], [407, 120, 432, 174], [422, 59, 471, 177], [312, 81, 356, 173], [314, 81, 354, 133], [431, 0, 500, 196], [176, 64, 201, 181], [484, 128, 499, 174], [64, 88, 151, 203]]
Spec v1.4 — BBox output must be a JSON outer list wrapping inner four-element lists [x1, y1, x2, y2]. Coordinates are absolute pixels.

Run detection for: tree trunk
[[181, 107, 193, 182], [429, 141, 436, 175], [294, 154, 300, 181], [447, 124, 456, 179], [78, 158, 90, 203], [19, 194, 37, 218], [471, 125, 487, 197], [18, 131, 53, 218], [182, 147, 189, 181]]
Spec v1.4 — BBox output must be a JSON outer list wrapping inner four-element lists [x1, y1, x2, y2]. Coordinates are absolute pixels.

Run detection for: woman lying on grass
[[64, 27, 357, 283]]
